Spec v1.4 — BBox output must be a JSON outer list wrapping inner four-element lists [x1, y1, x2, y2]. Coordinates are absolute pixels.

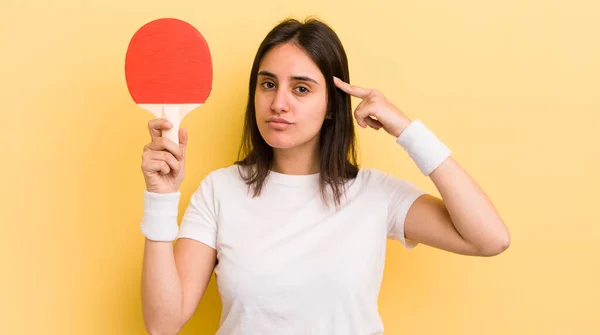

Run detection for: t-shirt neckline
[[267, 170, 320, 186]]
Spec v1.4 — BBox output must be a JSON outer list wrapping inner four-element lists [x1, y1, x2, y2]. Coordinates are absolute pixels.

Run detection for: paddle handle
[[138, 104, 201, 145], [162, 105, 181, 145]]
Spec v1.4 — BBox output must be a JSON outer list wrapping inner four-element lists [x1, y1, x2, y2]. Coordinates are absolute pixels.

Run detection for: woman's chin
[[264, 137, 295, 149], [258, 127, 292, 148]]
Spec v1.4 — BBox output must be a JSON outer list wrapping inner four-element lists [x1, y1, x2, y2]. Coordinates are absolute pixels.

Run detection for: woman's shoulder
[[200, 164, 246, 186], [356, 166, 393, 182], [355, 167, 420, 192], [206, 164, 241, 178]]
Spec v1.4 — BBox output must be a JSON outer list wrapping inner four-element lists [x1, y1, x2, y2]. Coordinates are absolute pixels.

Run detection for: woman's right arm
[[142, 238, 216, 335], [139, 119, 217, 334]]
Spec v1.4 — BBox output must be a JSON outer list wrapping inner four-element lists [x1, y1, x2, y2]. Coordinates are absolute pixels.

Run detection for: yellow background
[[2, 0, 599, 334]]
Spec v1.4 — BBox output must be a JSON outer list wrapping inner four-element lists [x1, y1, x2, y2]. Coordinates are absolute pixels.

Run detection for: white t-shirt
[[176, 164, 427, 334]]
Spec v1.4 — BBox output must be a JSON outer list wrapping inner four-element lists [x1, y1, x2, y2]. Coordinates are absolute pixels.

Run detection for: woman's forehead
[[258, 43, 323, 81]]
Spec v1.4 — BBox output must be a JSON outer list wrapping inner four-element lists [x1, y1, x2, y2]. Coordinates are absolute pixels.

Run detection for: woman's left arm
[[407, 157, 510, 256], [334, 77, 510, 257]]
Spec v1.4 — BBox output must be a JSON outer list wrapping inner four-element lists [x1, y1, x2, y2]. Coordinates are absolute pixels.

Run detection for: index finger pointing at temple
[[333, 76, 371, 99]]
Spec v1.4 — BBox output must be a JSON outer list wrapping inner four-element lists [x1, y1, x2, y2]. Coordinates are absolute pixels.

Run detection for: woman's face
[[254, 42, 328, 150]]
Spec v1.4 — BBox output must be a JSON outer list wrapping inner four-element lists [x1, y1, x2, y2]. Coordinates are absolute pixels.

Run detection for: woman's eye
[[262, 82, 275, 89], [295, 86, 309, 94]]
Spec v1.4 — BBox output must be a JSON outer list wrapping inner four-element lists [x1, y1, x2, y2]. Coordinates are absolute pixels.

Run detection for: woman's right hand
[[141, 118, 187, 194]]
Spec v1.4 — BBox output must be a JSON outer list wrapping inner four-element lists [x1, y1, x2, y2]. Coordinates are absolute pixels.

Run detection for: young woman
[[139, 18, 510, 335]]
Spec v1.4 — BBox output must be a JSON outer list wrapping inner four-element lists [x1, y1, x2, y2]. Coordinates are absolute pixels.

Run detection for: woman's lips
[[268, 121, 293, 130]]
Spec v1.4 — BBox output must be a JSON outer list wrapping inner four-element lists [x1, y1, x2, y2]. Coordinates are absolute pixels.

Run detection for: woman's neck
[[271, 146, 320, 175]]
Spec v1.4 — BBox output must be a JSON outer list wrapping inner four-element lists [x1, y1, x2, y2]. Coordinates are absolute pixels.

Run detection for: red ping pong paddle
[[125, 18, 213, 145]]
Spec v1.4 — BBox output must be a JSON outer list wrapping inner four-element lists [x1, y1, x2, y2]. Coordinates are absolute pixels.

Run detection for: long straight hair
[[234, 17, 359, 209]]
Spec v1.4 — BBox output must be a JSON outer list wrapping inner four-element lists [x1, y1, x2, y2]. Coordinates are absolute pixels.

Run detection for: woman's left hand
[[333, 77, 412, 138]]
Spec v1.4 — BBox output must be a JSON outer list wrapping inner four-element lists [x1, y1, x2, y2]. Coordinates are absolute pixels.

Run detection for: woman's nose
[[271, 88, 290, 113]]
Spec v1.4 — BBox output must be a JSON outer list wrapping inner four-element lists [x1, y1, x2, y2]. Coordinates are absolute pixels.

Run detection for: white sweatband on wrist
[[396, 120, 452, 176], [140, 190, 181, 242]]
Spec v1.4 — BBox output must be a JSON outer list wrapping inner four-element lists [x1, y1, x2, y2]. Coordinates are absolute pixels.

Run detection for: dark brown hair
[[234, 17, 359, 209]]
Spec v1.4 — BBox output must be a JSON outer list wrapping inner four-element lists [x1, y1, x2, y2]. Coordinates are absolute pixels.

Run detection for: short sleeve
[[380, 173, 428, 249], [177, 173, 218, 249]]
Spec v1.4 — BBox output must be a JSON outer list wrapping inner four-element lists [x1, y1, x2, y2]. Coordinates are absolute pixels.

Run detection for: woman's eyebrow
[[258, 71, 320, 85]]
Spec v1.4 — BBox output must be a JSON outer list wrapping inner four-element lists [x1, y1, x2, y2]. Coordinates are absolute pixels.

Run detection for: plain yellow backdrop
[[2, 0, 599, 334]]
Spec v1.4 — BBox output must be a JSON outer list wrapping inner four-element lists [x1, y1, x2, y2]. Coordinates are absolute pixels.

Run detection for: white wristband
[[140, 190, 180, 242], [396, 120, 452, 176]]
